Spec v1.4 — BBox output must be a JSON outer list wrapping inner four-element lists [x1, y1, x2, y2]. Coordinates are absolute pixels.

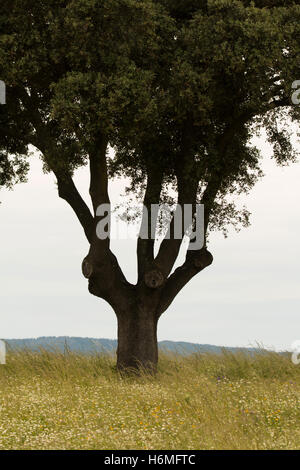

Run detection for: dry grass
[[0, 348, 300, 450]]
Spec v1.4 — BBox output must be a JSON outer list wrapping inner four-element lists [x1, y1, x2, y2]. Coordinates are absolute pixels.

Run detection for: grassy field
[[0, 349, 300, 450]]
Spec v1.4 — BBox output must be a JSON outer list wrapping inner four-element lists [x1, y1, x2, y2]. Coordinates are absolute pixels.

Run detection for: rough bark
[[116, 304, 159, 373]]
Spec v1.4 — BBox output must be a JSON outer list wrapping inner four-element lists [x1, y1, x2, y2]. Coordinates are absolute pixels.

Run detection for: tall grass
[[0, 349, 299, 450]]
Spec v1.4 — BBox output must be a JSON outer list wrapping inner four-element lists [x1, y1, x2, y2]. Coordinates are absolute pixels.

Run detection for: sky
[[1, 132, 300, 351]]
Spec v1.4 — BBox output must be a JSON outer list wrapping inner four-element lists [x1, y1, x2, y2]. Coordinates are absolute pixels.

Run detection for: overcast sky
[[1, 131, 300, 351]]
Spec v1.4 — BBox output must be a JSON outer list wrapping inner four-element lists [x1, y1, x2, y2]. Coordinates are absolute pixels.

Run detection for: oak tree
[[1, 0, 299, 370]]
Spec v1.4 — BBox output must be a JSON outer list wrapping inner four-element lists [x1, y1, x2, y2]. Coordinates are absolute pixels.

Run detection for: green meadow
[[0, 349, 299, 450]]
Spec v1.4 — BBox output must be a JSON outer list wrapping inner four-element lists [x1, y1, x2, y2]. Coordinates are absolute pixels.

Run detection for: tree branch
[[56, 172, 94, 242], [30, 132, 95, 243], [89, 136, 109, 213], [153, 170, 198, 280], [157, 248, 213, 316], [137, 168, 163, 281]]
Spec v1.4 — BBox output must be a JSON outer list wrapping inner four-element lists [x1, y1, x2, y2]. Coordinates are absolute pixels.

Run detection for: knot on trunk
[[193, 249, 213, 270], [144, 269, 165, 289], [82, 257, 93, 279]]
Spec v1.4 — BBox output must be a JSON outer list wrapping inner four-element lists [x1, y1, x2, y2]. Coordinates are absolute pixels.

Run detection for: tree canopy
[[1, 0, 299, 221], [0, 90, 28, 190]]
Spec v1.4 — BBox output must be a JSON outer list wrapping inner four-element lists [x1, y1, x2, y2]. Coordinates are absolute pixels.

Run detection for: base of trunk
[[117, 308, 158, 373]]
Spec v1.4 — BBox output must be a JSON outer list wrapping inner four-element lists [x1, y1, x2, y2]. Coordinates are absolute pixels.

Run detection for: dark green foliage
[[0, 0, 299, 227], [0, 103, 28, 190]]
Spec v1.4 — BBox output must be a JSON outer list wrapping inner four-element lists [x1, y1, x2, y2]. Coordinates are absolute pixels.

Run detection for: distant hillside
[[2, 336, 260, 355]]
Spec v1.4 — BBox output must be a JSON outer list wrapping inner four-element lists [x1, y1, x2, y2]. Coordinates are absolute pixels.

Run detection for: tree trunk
[[83, 246, 213, 374], [116, 305, 158, 373]]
